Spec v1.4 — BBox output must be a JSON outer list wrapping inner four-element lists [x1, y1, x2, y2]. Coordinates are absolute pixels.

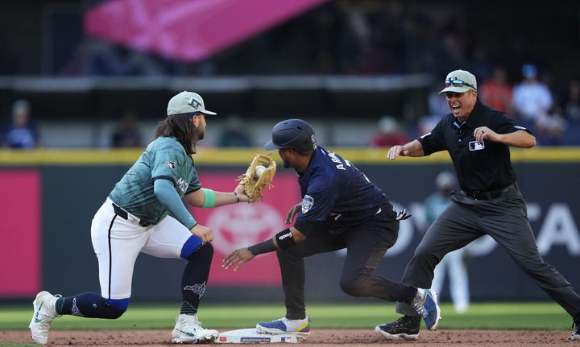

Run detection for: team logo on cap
[[301, 195, 314, 214], [188, 97, 202, 110]]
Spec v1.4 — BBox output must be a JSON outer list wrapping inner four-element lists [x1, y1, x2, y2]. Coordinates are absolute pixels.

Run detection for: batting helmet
[[264, 119, 317, 154]]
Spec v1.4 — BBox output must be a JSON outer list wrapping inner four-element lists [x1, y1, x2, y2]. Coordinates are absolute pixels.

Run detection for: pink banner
[[0, 171, 41, 297], [85, 0, 330, 62], [192, 172, 300, 285]]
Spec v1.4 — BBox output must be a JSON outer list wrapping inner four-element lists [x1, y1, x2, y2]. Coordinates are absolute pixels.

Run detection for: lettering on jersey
[[326, 151, 346, 171], [302, 195, 314, 214], [188, 97, 202, 110], [177, 177, 189, 193], [329, 213, 342, 221], [469, 141, 485, 151], [166, 161, 176, 171]]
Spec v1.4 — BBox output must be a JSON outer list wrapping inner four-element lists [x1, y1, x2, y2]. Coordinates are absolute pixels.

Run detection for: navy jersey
[[294, 146, 392, 234]]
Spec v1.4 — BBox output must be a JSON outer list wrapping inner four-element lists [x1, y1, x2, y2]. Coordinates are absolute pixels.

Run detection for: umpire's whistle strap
[[112, 202, 151, 227]]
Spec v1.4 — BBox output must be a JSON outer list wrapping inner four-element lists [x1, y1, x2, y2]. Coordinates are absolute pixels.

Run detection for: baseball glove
[[238, 154, 277, 203]]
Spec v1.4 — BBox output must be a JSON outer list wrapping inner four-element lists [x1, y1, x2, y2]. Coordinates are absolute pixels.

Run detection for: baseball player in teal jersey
[[29, 91, 249, 345]]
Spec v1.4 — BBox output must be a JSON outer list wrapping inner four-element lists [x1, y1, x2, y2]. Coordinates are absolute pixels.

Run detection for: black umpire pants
[[395, 185, 580, 319], [278, 205, 417, 320]]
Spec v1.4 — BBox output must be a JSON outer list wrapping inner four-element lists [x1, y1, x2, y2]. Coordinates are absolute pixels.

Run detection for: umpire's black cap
[[264, 119, 317, 154]]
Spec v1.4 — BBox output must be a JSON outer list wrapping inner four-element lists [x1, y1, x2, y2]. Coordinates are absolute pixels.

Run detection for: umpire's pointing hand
[[222, 248, 255, 272], [388, 145, 409, 160]]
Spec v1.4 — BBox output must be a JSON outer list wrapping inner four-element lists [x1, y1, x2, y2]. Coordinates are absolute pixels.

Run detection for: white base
[[217, 328, 305, 344]]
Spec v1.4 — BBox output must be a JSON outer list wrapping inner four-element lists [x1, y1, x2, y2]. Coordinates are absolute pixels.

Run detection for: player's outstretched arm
[[387, 140, 425, 160], [185, 183, 249, 208], [222, 227, 306, 271]]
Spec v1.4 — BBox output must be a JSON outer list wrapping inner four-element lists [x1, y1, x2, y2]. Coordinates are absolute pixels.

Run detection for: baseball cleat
[[171, 314, 219, 344], [29, 291, 62, 345], [572, 319, 580, 341], [413, 288, 441, 331], [256, 316, 311, 336], [375, 315, 421, 340]]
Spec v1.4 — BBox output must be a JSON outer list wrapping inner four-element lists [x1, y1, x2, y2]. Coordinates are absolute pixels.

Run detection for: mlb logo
[[469, 141, 485, 151]]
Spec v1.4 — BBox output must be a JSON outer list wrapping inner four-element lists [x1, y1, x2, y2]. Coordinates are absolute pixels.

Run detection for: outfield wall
[[1, 148, 580, 303]]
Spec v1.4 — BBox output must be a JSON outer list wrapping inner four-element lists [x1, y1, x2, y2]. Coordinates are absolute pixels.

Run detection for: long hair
[[154, 114, 200, 155]]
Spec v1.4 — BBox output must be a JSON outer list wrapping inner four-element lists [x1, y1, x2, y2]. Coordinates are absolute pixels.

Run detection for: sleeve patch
[[301, 195, 314, 214]]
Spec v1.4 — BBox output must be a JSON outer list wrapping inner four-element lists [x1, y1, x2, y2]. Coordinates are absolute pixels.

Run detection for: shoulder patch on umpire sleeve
[[301, 195, 314, 214]]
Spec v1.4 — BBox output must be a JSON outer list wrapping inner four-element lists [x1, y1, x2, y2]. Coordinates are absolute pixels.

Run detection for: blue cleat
[[413, 288, 441, 331], [256, 317, 311, 337]]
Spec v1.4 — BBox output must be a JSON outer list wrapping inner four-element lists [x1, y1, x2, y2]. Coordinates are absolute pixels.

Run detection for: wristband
[[248, 239, 277, 256], [201, 188, 216, 208]]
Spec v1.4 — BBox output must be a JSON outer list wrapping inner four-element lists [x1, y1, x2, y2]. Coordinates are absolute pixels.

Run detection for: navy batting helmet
[[264, 119, 317, 154]]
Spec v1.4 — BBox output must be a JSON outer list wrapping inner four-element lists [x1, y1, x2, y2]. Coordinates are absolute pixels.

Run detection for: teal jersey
[[109, 137, 201, 224]]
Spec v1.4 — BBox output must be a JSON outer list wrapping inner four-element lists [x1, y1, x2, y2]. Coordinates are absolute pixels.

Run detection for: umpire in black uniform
[[378, 69, 580, 341]]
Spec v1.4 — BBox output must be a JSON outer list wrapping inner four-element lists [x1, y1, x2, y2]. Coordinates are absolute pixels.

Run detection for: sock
[[181, 243, 213, 315], [56, 292, 125, 319]]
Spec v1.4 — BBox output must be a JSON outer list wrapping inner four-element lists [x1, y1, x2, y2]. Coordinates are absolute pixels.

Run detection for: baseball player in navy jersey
[[29, 91, 250, 345], [380, 69, 580, 341], [222, 119, 440, 339]]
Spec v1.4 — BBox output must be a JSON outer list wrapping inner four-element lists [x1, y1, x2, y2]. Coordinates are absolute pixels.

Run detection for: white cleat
[[171, 314, 219, 344], [29, 291, 62, 345]]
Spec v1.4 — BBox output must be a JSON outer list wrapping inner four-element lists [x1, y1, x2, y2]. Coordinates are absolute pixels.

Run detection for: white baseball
[[255, 165, 266, 179]]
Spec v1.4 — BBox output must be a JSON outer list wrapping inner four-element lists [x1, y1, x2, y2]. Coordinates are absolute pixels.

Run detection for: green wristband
[[201, 188, 216, 208]]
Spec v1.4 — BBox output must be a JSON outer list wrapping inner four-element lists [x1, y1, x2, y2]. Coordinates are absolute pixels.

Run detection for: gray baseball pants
[[396, 186, 580, 319]]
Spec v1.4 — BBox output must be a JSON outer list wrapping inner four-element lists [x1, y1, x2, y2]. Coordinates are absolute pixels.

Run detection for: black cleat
[[572, 319, 580, 341], [375, 315, 421, 340]]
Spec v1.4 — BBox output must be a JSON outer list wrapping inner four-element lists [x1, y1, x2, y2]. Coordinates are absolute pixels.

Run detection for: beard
[[194, 127, 205, 141]]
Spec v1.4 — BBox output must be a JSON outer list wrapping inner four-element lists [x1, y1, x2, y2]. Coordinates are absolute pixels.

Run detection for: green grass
[[0, 302, 572, 331]]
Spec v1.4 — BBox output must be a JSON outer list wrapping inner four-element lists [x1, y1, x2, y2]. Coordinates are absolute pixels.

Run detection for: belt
[[463, 184, 515, 200], [112, 203, 151, 227]]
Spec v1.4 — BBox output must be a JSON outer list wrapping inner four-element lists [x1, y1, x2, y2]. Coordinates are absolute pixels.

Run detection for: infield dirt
[[1, 329, 576, 346]]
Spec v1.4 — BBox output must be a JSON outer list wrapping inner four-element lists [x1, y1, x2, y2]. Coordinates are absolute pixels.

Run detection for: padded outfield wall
[[1, 148, 579, 303]]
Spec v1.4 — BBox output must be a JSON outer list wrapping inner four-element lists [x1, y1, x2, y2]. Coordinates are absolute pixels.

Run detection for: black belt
[[112, 203, 151, 227], [463, 184, 515, 200]]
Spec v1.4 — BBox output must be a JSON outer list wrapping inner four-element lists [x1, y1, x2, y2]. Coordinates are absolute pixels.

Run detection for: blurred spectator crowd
[[1, 0, 579, 148]]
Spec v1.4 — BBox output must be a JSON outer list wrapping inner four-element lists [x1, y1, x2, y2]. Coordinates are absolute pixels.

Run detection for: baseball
[[255, 165, 266, 179]]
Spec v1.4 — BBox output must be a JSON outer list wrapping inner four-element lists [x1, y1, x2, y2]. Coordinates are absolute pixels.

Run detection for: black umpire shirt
[[418, 99, 531, 193]]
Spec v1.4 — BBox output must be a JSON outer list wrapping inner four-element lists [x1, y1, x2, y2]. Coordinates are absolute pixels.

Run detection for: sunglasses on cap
[[443, 79, 476, 90]]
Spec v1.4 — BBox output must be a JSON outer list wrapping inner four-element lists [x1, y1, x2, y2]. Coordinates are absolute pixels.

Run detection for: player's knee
[[339, 275, 369, 297], [186, 242, 213, 262], [102, 298, 129, 319]]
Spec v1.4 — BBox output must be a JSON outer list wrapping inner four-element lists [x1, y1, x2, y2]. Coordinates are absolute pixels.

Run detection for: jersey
[[418, 100, 531, 192], [109, 136, 201, 224], [294, 146, 391, 235]]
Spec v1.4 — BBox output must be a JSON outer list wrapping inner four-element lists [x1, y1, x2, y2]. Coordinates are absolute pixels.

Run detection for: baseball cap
[[167, 91, 216, 116], [439, 69, 477, 94]]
